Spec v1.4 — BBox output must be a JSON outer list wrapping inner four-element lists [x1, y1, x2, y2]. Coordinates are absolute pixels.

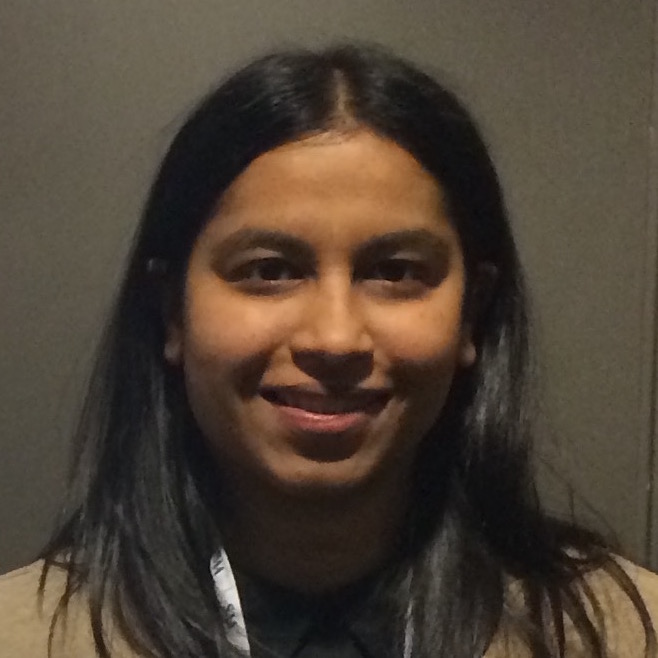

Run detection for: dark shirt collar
[[234, 568, 402, 658]]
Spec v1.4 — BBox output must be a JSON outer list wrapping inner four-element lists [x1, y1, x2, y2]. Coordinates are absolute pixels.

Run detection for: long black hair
[[42, 43, 655, 658]]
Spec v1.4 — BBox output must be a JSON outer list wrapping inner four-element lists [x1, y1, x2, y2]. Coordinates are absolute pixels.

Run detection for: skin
[[165, 129, 475, 591]]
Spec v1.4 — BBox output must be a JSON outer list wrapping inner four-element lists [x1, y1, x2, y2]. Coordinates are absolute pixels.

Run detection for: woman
[[1, 44, 656, 658]]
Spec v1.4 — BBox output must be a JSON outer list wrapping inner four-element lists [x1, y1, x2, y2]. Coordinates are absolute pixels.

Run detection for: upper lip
[[259, 385, 391, 414]]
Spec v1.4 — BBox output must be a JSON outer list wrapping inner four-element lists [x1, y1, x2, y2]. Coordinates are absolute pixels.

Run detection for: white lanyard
[[210, 548, 251, 653], [209, 549, 413, 657]]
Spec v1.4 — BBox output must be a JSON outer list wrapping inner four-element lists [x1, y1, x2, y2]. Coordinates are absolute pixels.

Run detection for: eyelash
[[229, 256, 433, 295], [239, 258, 302, 282], [361, 259, 427, 283]]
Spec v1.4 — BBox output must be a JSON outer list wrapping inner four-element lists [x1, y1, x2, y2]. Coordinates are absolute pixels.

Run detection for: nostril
[[291, 350, 374, 387]]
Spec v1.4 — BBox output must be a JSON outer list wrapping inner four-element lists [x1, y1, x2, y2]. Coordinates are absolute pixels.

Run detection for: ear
[[458, 330, 477, 368], [145, 257, 184, 365], [164, 323, 183, 365], [460, 262, 498, 367]]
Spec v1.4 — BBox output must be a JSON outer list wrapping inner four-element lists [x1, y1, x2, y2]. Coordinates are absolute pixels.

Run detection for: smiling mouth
[[260, 386, 390, 415], [259, 385, 390, 436], [260, 386, 391, 448]]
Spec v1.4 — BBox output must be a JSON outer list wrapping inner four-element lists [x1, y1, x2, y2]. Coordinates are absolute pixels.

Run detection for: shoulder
[[487, 555, 658, 658], [582, 555, 658, 655], [0, 561, 59, 658], [0, 560, 139, 658]]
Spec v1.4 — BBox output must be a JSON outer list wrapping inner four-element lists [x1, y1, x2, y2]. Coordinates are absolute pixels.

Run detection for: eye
[[357, 256, 441, 299], [244, 258, 301, 281], [367, 259, 425, 283], [228, 257, 306, 293]]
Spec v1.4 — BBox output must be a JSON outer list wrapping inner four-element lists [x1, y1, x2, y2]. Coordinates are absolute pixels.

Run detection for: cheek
[[180, 283, 308, 408], [368, 288, 468, 433], [183, 284, 293, 367], [369, 291, 467, 365], [178, 293, 277, 448]]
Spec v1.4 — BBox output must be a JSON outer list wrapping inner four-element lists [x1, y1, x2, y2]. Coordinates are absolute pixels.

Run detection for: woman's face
[[166, 130, 475, 495]]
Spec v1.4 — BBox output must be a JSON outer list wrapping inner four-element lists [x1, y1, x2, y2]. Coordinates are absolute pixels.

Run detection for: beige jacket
[[1, 558, 658, 657]]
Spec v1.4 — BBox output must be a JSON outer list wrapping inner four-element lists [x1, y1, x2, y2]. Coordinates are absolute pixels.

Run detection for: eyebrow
[[354, 229, 453, 260], [211, 228, 315, 261], [212, 227, 452, 260]]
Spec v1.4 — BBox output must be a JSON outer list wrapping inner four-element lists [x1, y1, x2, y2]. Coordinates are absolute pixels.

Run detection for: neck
[[218, 472, 410, 593]]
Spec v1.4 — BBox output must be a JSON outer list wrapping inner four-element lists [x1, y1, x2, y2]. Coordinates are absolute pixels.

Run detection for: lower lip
[[269, 403, 370, 434]]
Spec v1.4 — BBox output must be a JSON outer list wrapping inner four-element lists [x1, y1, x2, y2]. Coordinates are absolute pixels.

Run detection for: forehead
[[202, 130, 455, 243]]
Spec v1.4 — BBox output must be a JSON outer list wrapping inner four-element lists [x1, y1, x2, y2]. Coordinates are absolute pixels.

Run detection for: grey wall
[[1, 1, 657, 573]]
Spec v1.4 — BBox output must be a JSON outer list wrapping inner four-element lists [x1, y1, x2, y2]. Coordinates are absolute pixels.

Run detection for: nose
[[290, 278, 374, 385]]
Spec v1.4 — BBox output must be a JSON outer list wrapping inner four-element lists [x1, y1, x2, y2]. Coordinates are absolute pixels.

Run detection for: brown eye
[[227, 256, 306, 294], [245, 258, 301, 282], [367, 259, 425, 282]]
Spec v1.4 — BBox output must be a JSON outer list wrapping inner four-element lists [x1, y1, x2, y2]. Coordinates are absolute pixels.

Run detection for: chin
[[263, 453, 396, 498]]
